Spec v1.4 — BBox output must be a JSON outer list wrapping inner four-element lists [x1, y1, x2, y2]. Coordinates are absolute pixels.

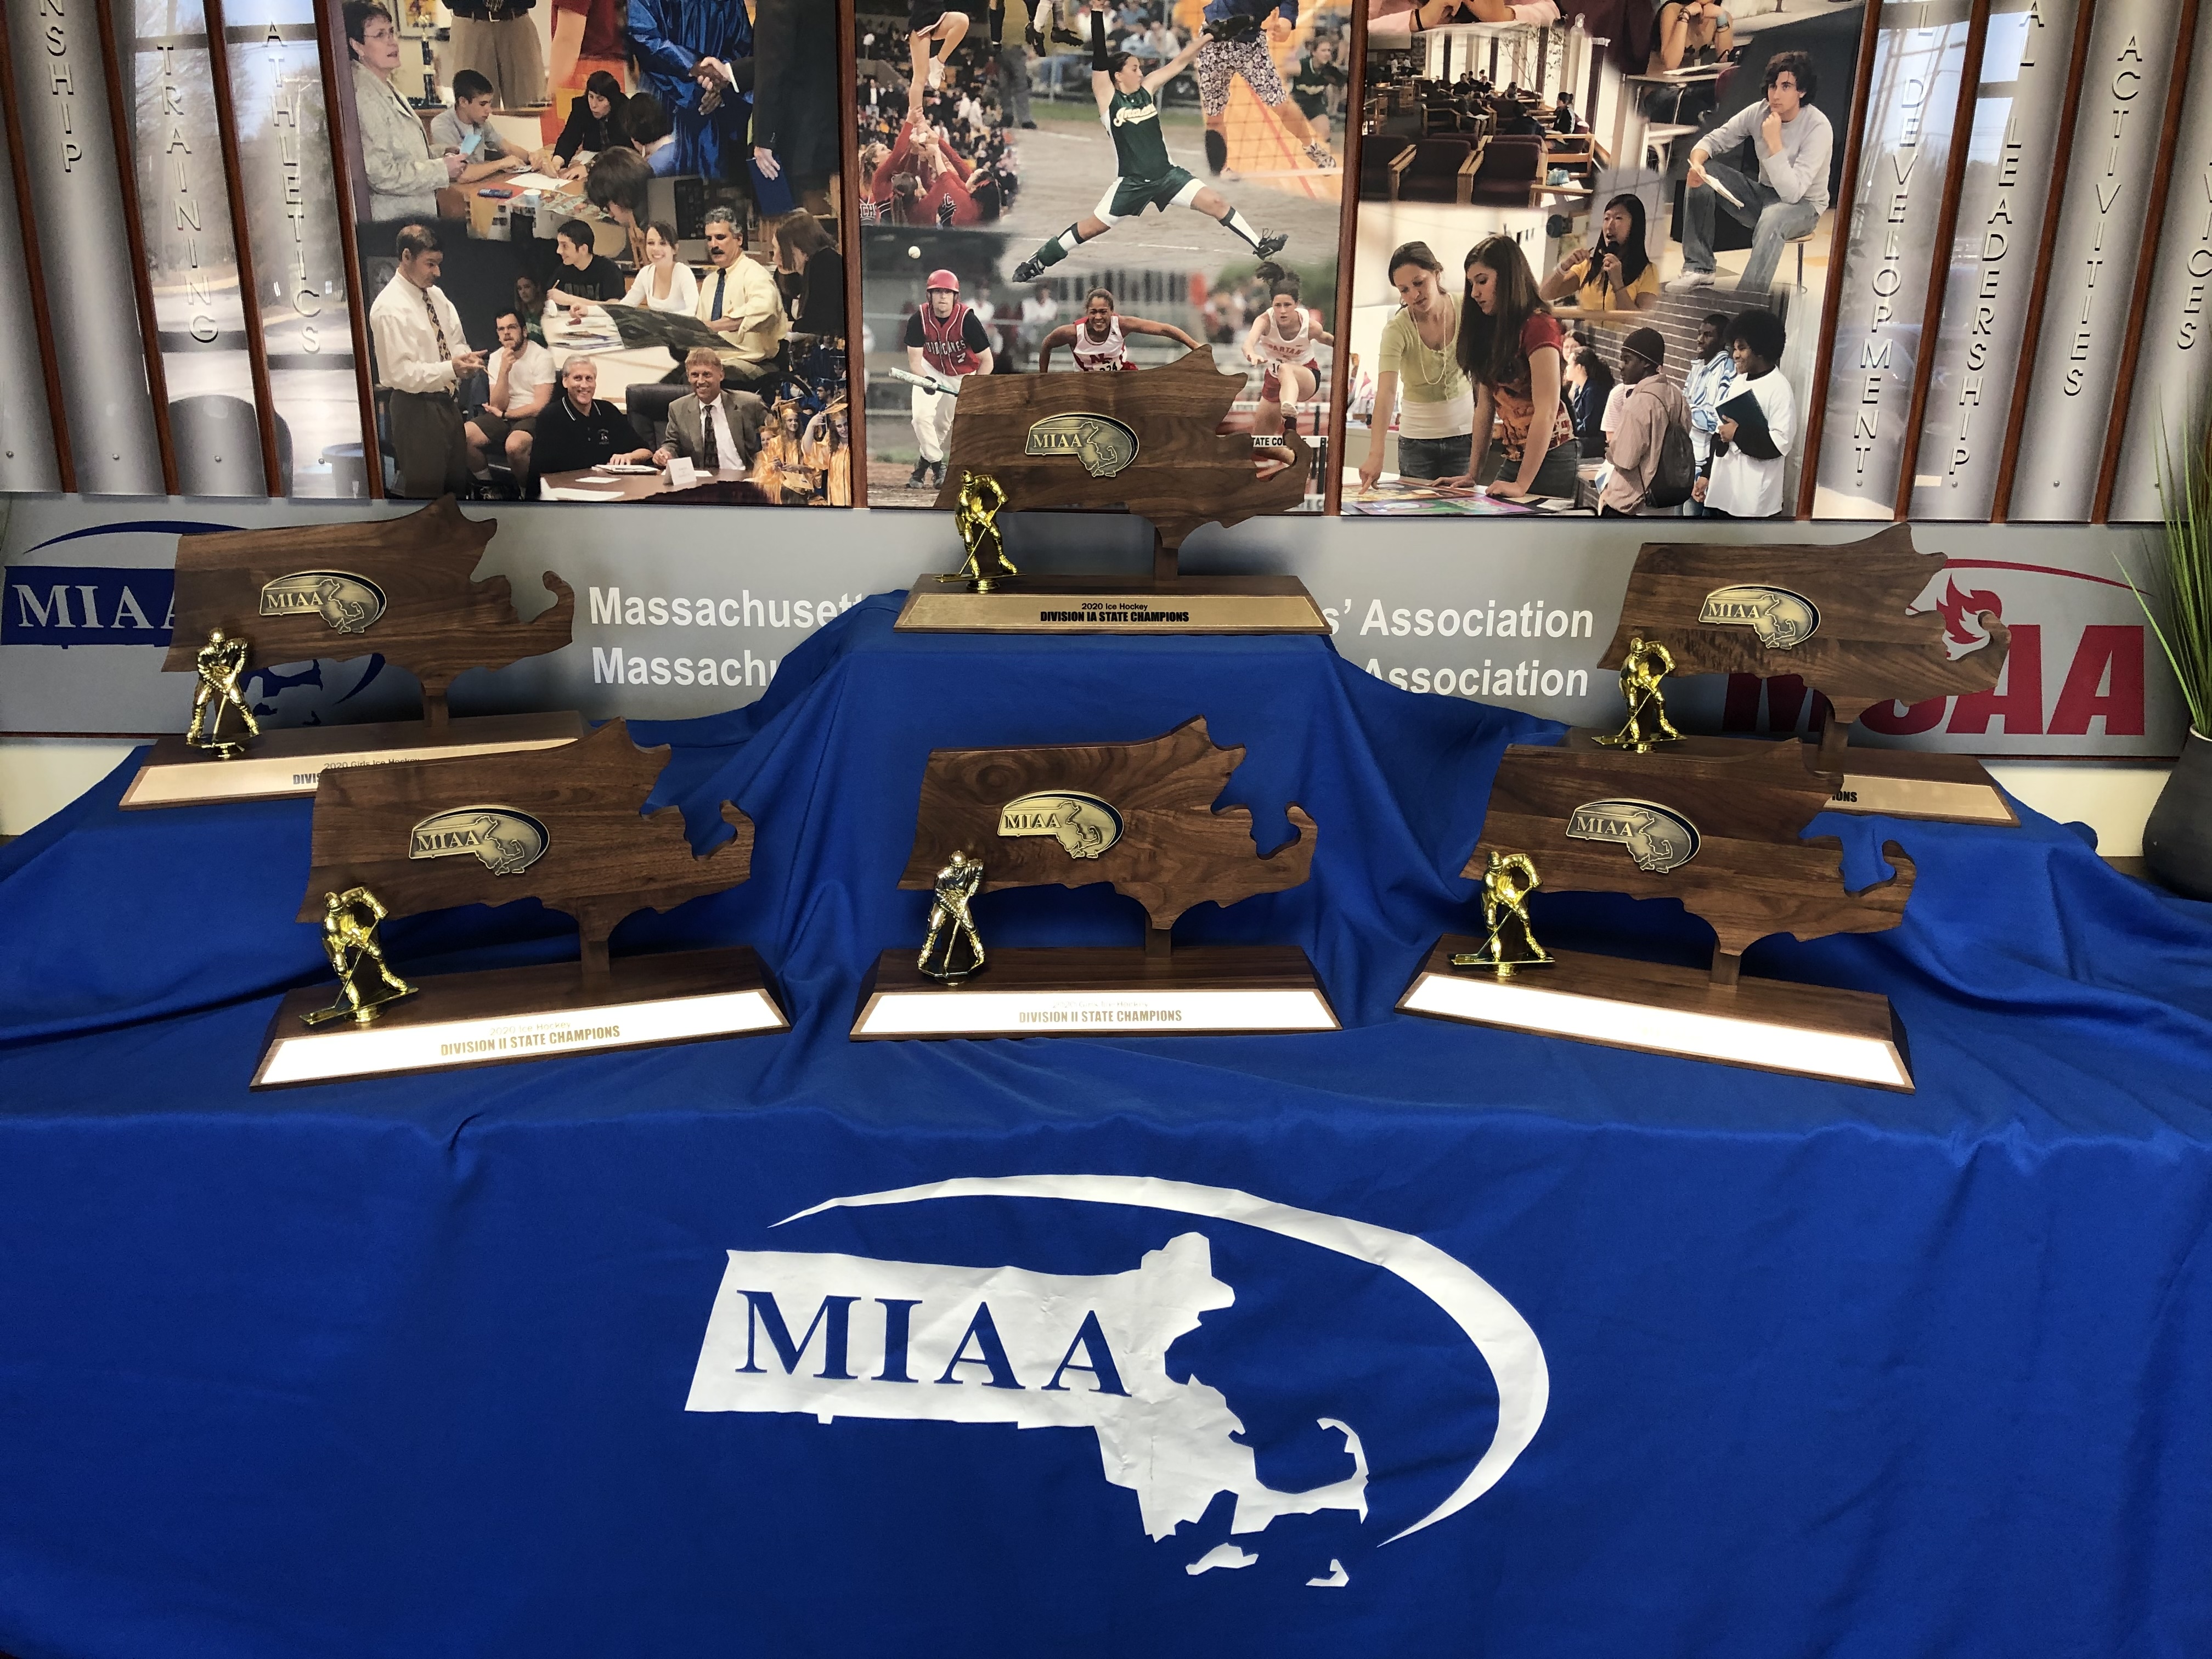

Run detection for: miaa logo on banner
[[686, 1175, 1547, 1586]]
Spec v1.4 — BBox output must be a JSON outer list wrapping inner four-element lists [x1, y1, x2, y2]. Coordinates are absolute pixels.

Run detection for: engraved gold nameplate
[[1565, 798, 1701, 873], [1697, 584, 1821, 650], [408, 806, 549, 874], [1024, 413, 1139, 477], [259, 570, 387, 634], [997, 792, 1123, 860]]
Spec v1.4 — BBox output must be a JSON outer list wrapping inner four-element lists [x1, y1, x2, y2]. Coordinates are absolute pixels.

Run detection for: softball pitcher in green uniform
[[1012, 0, 1286, 283]]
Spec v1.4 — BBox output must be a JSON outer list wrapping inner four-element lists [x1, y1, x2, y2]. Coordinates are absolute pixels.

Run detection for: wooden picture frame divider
[[1796, 0, 1888, 520], [1891, 0, 1994, 521], [836, 0, 868, 507], [1321, 0, 1370, 519], [0, 2, 75, 489], [313, 0, 386, 498], [1991, 0, 2098, 523], [2091, 0, 2204, 522], [93, 0, 182, 498], [202, 0, 289, 496]]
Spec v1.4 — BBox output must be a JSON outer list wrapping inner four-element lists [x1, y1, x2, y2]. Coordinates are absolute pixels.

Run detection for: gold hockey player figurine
[[943, 471, 1017, 591], [185, 627, 262, 759], [917, 850, 988, 980], [301, 886, 417, 1026], [1593, 636, 1683, 753], [1451, 851, 1553, 977]]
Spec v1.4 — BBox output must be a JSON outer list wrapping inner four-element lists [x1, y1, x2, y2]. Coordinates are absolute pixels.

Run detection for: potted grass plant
[[2129, 420, 2212, 899]]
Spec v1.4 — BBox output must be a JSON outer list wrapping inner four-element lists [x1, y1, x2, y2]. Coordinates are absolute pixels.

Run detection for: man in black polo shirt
[[546, 218, 627, 314], [529, 356, 654, 491]]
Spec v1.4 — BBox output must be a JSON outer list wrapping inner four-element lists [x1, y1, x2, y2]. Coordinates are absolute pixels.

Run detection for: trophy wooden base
[[1825, 749, 2016, 825], [1398, 938, 1913, 1091], [1561, 730, 2016, 826], [850, 945, 1339, 1040], [121, 711, 589, 810], [893, 573, 1330, 635], [251, 946, 787, 1087]]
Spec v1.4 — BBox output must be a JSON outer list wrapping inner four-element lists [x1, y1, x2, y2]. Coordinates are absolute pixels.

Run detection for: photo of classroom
[[334, 0, 850, 505], [1347, 0, 1864, 518]]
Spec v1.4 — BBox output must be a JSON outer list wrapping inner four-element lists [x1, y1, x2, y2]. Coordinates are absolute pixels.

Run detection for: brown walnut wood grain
[[164, 496, 574, 714], [297, 718, 753, 980], [1598, 524, 2008, 726], [1469, 742, 1914, 957], [900, 715, 1316, 931], [928, 349, 1310, 551]]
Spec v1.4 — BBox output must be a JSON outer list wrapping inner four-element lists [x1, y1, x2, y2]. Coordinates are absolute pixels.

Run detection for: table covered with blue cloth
[[3, 596, 2211, 1658]]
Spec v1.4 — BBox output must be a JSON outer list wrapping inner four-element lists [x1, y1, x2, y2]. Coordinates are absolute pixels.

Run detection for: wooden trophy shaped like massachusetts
[[1400, 740, 1918, 1090], [851, 716, 1338, 1039], [1595, 523, 2017, 824], [253, 719, 786, 1087], [123, 496, 584, 809], [894, 349, 1330, 635]]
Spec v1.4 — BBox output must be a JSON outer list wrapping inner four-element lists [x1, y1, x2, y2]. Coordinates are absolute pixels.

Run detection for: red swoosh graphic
[[1940, 558, 2137, 593]]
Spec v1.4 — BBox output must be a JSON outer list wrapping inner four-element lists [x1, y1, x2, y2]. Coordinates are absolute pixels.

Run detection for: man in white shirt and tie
[[693, 207, 787, 392], [368, 223, 484, 498], [652, 348, 766, 476]]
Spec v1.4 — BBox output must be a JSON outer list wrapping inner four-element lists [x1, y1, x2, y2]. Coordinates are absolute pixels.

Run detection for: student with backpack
[[1599, 327, 1694, 515]]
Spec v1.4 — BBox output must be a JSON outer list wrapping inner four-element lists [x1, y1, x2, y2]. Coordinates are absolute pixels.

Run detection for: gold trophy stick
[[1592, 636, 1684, 754], [941, 471, 1017, 592], [1451, 851, 1554, 977], [917, 850, 988, 980], [184, 627, 263, 760], [300, 886, 418, 1026]]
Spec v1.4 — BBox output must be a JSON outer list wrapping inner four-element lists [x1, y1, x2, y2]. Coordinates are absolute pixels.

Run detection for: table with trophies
[[2, 354, 2210, 1659]]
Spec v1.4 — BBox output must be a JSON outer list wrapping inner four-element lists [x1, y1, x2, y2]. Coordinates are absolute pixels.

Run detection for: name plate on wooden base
[[254, 946, 785, 1087], [1398, 939, 1912, 1091], [1826, 750, 2016, 825], [894, 573, 1329, 635], [120, 710, 586, 809], [852, 945, 1336, 1040]]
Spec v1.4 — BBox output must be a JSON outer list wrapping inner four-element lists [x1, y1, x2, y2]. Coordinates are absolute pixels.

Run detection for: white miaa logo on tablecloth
[[686, 1175, 1548, 1587]]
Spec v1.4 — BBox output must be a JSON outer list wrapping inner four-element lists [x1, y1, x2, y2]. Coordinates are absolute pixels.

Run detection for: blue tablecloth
[[3, 597, 2211, 1658]]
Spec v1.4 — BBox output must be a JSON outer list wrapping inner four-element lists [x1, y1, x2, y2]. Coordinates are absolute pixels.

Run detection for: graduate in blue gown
[[628, 0, 752, 182]]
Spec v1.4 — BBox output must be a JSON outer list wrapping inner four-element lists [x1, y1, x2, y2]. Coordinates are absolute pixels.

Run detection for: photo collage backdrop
[[5, 1, 2212, 522]]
